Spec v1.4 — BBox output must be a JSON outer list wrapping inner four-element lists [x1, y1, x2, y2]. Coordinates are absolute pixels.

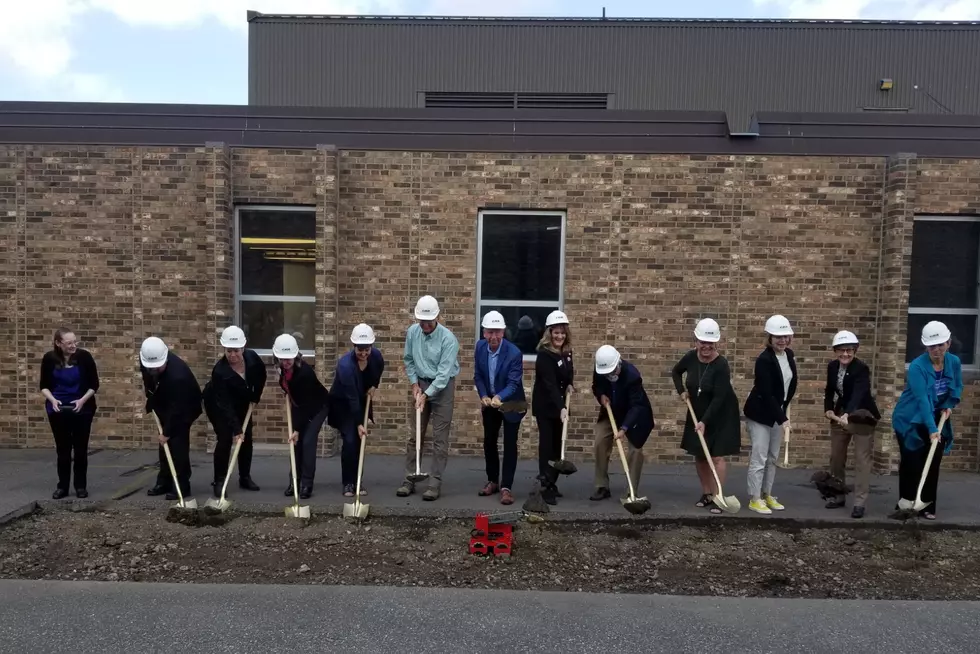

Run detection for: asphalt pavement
[[0, 580, 975, 653], [3, 447, 980, 526]]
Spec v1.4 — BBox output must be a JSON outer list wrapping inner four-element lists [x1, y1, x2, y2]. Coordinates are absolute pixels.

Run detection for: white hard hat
[[481, 311, 506, 330], [219, 325, 247, 349], [595, 344, 621, 375], [139, 336, 169, 369], [921, 321, 951, 347], [765, 314, 794, 337], [272, 333, 300, 359], [694, 318, 721, 343], [414, 295, 440, 320], [350, 323, 376, 345], [832, 330, 859, 348], [545, 310, 569, 327]]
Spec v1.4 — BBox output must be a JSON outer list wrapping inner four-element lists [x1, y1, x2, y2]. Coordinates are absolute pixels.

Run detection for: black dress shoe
[[541, 487, 557, 506], [165, 492, 178, 501], [147, 484, 169, 497], [284, 485, 294, 497], [166, 489, 191, 502], [590, 487, 611, 501], [52, 488, 69, 500], [75, 489, 88, 499], [851, 506, 865, 519], [239, 477, 260, 491], [299, 486, 313, 500]]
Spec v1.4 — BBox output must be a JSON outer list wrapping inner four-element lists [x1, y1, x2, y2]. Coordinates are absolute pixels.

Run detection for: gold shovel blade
[[285, 504, 311, 519], [343, 500, 370, 519], [174, 497, 198, 510]]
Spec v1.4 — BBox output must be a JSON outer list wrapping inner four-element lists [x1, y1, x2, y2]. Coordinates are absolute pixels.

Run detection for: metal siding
[[248, 19, 980, 132]]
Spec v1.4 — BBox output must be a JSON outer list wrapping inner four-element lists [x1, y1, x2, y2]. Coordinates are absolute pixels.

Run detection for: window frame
[[907, 214, 980, 371], [234, 204, 317, 358], [474, 208, 567, 362]]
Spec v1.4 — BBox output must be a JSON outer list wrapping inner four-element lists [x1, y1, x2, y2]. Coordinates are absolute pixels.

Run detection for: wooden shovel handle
[[684, 398, 725, 498], [605, 404, 637, 500], [914, 413, 948, 505]]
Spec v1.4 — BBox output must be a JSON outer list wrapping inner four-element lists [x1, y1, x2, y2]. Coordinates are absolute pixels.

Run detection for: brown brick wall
[[0, 144, 977, 474]]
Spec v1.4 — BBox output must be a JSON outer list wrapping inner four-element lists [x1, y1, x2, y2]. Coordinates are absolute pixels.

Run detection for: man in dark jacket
[[590, 345, 655, 501], [203, 325, 267, 494], [140, 336, 203, 501]]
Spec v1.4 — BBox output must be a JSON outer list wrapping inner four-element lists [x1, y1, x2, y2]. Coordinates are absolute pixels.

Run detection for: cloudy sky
[[1, 0, 977, 105]]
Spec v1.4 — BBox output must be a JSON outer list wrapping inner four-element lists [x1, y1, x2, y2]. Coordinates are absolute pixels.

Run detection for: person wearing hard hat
[[38, 326, 101, 500], [531, 309, 575, 505], [139, 336, 203, 501], [328, 323, 385, 497], [399, 295, 460, 501], [474, 310, 526, 506], [670, 318, 742, 514], [590, 344, 654, 502], [890, 320, 963, 521], [273, 333, 330, 499], [202, 325, 267, 496], [742, 314, 798, 515], [821, 330, 882, 518]]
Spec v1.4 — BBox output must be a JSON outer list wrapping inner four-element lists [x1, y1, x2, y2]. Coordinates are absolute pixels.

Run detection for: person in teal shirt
[[890, 320, 962, 521], [397, 294, 460, 501]]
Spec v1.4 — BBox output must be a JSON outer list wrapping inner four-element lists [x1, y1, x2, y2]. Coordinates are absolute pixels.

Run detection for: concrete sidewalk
[[2, 447, 978, 526]]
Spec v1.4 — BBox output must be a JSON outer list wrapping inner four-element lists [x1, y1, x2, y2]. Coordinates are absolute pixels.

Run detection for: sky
[[1, 0, 978, 105]]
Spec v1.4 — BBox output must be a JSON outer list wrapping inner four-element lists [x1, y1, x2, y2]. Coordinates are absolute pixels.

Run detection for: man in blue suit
[[474, 311, 526, 505]]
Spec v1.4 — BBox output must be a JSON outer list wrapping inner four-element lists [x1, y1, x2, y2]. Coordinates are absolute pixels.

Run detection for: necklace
[[696, 358, 713, 397]]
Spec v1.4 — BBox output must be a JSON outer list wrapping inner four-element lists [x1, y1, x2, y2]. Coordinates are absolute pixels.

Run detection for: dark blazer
[[39, 348, 100, 412], [474, 338, 526, 423], [592, 361, 655, 449], [531, 347, 574, 420], [203, 349, 267, 437], [823, 358, 881, 419], [278, 360, 330, 427], [327, 348, 385, 432], [742, 346, 798, 426], [141, 352, 203, 432]]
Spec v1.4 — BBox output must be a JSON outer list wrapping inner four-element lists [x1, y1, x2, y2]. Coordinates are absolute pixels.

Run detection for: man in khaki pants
[[398, 295, 460, 501], [589, 345, 655, 502]]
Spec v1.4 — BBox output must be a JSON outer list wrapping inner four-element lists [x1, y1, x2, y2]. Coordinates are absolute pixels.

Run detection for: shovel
[[344, 397, 372, 520], [892, 413, 948, 520], [205, 404, 254, 512], [548, 388, 577, 475], [775, 406, 796, 469], [605, 405, 651, 515], [151, 412, 197, 510], [685, 398, 740, 514], [284, 395, 310, 519], [407, 406, 430, 484]]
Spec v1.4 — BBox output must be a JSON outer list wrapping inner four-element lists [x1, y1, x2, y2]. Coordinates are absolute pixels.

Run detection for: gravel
[[2, 507, 979, 599]]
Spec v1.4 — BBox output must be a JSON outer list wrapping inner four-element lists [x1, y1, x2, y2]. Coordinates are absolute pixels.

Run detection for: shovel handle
[[151, 411, 185, 507], [684, 398, 726, 498], [605, 405, 637, 501], [354, 396, 371, 500], [285, 395, 300, 507], [218, 404, 254, 501], [914, 413, 948, 507], [782, 406, 791, 466], [559, 387, 571, 459]]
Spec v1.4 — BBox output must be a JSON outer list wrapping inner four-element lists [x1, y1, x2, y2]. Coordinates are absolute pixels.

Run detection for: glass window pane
[[909, 221, 980, 309], [478, 304, 559, 356], [241, 300, 316, 352], [905, 313, 976, 365], [239, 208, 316, 296], [480, 213, 562, 302]]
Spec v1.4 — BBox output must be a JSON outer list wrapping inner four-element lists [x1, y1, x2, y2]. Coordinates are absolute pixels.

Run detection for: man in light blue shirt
[[397, 294, 460, 501]]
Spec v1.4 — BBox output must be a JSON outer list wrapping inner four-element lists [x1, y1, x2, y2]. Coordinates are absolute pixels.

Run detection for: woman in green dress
[[671, 318, 743, 514]]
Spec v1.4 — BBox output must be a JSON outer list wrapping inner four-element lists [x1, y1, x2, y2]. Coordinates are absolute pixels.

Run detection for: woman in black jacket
[[531, 310, 575, 505], [822, 330, 881, 518], [273, 333, 330, 500], [39, 327, 100, 499], [742, 315, 797, 515], [203, 325, 268, 495]]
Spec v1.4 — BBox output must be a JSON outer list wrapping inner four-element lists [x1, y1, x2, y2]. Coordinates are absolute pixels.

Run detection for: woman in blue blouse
[[890, 320, 962, 520], [38, 327, 100, 499]]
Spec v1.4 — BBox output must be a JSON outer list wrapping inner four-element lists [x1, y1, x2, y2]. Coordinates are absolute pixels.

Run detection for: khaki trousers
[[829, 422, 873, 507], [403, 378, 455, 489], [593, 419, 644, 493]]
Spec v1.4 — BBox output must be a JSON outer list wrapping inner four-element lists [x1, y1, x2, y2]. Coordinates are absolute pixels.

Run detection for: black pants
[[897, 424, 945, 514], [339, 425, 362, 487], [213, 422, 254, 484], [536, 416, 563, 487], [156, 423, 192, 494], [48, 411, 94, 491], [288, 406, 329, 488], [483, 408, 519, 490]]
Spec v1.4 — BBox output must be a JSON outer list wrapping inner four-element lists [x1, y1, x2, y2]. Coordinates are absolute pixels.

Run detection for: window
[[475, 210, 566, 359], [235, 205, 316, 356], [906, 216, 980, 367]]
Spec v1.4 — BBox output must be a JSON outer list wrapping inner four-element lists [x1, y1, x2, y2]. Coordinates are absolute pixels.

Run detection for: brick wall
[[1, 144, 978, 474]]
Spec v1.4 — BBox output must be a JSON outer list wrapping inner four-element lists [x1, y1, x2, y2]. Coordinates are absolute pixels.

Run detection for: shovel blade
[[174, 498, 198, 510], [285, 504, 311, 519], [407, 473, 429, 483], [713, 494, 741, 514], [204, 497, 231, 512], [620, 496, 652, 515], [343, 501, 370, 520]]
